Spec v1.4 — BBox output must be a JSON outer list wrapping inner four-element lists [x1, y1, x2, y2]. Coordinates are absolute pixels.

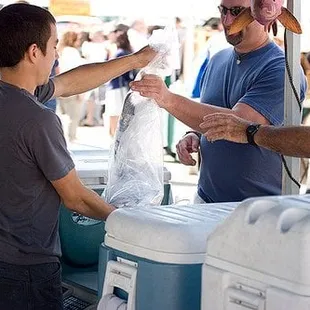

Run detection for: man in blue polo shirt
[[130, 0, 307, 203]]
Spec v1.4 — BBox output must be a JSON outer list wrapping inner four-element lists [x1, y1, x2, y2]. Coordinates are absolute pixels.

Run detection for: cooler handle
[[225, 287, 265, 310], [102, 260, 137, 310]]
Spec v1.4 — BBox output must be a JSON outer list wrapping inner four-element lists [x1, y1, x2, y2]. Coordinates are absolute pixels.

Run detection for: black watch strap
[[246, 124, 261, 146], [185, 131, 201, 139]]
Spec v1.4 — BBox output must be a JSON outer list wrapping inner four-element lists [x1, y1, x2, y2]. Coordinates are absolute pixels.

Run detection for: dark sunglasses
[[218, 5, 246, 17]]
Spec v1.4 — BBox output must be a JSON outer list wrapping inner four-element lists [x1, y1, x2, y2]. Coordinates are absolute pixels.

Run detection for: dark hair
[[0, 3, 56, 67], [116, 33, 132, 53]]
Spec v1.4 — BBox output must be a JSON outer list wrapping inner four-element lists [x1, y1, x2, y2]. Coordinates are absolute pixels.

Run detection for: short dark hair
[[0, 4, 56, 68]]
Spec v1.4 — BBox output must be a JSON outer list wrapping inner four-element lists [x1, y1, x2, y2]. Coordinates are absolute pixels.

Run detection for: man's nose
[[222, 13, 236, 26]]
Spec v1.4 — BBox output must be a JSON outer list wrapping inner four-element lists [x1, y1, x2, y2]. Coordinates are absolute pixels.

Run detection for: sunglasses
[[218, 5, 246, 17]]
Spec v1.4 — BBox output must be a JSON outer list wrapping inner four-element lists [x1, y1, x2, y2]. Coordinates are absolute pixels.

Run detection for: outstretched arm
[[53, 46, 156, 98], [200, 113, 310, 158], [130, 75, 270, 132]]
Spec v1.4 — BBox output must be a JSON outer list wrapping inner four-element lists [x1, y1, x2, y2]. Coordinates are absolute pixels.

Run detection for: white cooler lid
[[74, 155, 171, 185], [68, 142, 110, 155], [74, 155, 108, 185], [105, 203, 237, 264], [205, 195, 310, 294]]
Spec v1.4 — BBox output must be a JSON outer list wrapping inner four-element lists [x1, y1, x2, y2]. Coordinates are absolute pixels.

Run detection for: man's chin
[[225, 32, 243, 46], [37, 78, 49, 87]]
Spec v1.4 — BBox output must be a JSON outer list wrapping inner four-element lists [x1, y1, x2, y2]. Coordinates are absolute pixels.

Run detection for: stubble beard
[[224, 29, 243, 46]]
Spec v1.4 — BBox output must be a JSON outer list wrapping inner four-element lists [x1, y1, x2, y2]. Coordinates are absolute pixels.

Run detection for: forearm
[[165, 94, 232, 132], [68, 187, 114, 220], [255, 126, 310, 158], [56, 54, 137, 97]]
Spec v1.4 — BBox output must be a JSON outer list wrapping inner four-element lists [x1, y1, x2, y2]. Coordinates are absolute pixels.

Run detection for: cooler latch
[[101, 260, 137, 310], [225, 286, 265, 310]]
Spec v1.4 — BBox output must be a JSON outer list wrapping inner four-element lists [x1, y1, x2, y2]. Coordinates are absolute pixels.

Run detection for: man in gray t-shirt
[[0, 4, 156, 309]]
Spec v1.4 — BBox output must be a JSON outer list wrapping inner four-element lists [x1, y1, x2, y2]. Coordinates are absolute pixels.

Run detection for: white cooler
[[98, 203, 237, 310], [202, 194, 310, 310]]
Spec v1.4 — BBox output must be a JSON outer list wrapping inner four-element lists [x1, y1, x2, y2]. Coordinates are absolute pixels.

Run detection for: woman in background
[[105, 32, 134, 137], [57, 31, 85, 142]]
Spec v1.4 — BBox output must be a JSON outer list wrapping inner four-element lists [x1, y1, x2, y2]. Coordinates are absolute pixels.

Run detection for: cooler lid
[[74, 155, 108, 185], [205, 195, 310, 293], [68, 142, 110, 157], [74, 155, 171, 184], [105, 203, 237, 264]]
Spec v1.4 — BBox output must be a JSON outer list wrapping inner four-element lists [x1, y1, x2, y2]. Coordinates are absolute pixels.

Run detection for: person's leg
[[109, 116, 119, 137], [84, 91, 95, 126], [66, 96, 82, 141], [0, 262, 28, 309], [30, 262, 63, 310]]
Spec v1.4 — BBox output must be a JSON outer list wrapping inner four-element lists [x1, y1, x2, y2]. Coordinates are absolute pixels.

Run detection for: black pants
[[0, 261, 63, 310]]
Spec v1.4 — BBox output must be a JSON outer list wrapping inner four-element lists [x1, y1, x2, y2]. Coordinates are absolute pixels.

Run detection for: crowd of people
[[54, 17, 173, 141]]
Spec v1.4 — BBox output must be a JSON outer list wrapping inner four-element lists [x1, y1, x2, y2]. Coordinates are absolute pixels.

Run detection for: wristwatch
[[246, 124, 261, 146], [185, 131, 201, 139]]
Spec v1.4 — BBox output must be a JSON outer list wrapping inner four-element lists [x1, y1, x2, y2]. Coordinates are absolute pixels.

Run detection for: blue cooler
[[97, 203, 237, 310]]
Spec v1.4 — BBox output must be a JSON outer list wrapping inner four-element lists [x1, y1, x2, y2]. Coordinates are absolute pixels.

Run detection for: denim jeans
[[0, 261, 63, 310]]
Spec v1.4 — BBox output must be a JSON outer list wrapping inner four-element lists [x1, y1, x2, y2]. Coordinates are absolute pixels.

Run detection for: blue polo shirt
[[198, 42, 306, 203]]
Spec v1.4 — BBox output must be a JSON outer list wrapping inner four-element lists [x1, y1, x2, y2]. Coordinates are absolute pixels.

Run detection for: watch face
[[246, 124, 260, 145], [247, 124, 258, 134]]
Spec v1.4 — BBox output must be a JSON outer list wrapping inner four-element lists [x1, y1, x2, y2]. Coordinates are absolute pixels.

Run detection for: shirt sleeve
[[35, 79, 55, 104], [239, 60, 307, 126], [238, 59, 286, 125], [24, 110, 75, 181]]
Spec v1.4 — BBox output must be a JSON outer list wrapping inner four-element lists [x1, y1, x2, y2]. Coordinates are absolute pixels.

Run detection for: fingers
[[199, 113, 228, 142], [176, 136, 199, 166], [129, 75, 168, 103], [130, 75, 160, 92], [203, 128, 227, 142], [199, 113, 249, 144], [200, 113, 230, 128]]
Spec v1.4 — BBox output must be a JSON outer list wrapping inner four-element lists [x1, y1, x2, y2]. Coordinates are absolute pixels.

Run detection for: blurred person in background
[[105, 32, 134, 137], [106, 23, 129, 59], [191, 18, 230, 99], [175, 17, 186, 80], [58, 30, 85, 141], [128, 19, 149, 52], [81, 30, 109, 126]]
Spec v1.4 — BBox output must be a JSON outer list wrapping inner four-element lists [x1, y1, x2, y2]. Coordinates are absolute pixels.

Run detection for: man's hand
[[176, 133, 200, 166], [200, 113, 250, 143], [130, 74, 173, 108], [133, 46, 158, 68]]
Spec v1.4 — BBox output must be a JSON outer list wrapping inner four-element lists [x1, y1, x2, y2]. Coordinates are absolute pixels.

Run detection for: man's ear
[[26, 43, 40, 63]]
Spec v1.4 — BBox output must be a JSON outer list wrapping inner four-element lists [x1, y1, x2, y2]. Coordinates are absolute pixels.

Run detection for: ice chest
[[202, 194, 310, 310], [59, 147, 173, 266], [98, 203, 237, 310]]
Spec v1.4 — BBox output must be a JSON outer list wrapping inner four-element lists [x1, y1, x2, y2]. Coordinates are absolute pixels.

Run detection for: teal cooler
[[59, 148, 108, 267], [97, 203, 237, 310], [59, 146, 173, 267]]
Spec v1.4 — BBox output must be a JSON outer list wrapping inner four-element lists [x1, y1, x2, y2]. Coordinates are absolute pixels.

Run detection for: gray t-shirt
[[0, 80, 75, 265]]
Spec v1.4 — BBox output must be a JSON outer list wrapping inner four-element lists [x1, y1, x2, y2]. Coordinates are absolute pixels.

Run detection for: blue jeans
[[0, 261, 63, 310]]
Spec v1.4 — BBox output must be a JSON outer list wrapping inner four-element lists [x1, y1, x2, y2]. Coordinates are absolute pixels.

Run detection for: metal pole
[[282, 0, 302, 195]]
